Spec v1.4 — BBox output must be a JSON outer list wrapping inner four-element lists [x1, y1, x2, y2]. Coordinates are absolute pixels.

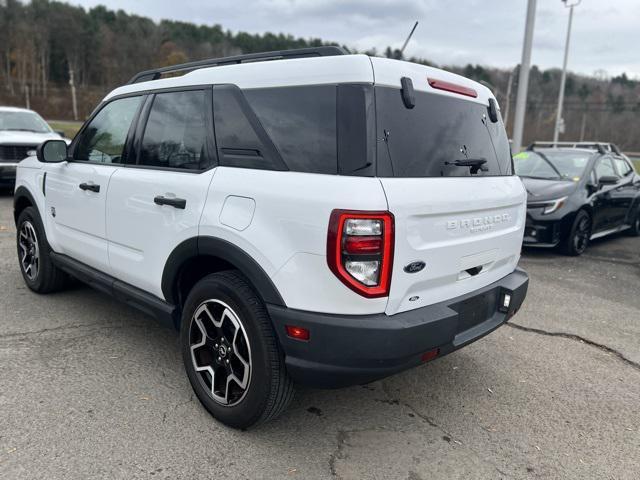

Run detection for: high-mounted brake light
[[428, 78, 478, 98], [327, 210, 394, 298]]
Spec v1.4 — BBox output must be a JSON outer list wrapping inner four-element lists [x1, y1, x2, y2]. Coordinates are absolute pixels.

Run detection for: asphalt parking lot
[[1, 190, 638, 480]]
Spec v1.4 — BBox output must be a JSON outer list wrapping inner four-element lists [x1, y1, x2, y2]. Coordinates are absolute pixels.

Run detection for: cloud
[[62, 0, 640, 76]]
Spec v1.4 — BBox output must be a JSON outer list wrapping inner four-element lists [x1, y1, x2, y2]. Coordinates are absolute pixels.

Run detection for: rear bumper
[[268, 268, 529, 388]]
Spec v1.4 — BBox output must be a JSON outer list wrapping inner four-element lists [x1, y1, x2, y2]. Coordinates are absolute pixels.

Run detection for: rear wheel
[[561, 210, 591, 256], [16, 207, 69, 293], [180, 271, 294, 429]]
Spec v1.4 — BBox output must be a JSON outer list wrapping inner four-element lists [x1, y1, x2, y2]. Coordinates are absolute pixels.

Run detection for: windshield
[[0, 111, 51, 133], [514, 150, 591, 181]]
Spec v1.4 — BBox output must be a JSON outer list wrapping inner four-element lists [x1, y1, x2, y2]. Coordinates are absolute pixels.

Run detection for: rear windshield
[[375, 87, 513, 177]]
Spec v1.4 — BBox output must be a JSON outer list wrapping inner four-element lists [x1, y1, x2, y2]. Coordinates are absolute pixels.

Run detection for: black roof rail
[[127, 46, 348, 85]]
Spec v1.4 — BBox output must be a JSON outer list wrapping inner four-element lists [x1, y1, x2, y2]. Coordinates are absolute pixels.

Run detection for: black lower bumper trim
[[268, 268, 529, 388]]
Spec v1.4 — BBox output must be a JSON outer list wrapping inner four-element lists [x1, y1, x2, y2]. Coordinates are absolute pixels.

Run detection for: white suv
[[13, 47, 528, 428]]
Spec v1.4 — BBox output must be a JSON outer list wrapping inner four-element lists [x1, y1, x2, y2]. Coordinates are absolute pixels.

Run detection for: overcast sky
[[63, 0, 639, 78]]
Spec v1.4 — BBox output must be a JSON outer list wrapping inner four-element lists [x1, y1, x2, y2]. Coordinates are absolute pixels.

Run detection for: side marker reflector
[[421, 348, 440, 363], [285, 325, 310, 341]]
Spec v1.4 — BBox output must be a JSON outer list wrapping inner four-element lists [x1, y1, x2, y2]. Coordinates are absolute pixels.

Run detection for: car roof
[[104, 53, 494, 107], [0, 106, 38, 114]]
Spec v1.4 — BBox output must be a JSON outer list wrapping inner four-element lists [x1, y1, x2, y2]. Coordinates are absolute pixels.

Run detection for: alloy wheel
[[573, 215, 590, 254], [18, 221, 40, 281], [189, 299, 252, 406]]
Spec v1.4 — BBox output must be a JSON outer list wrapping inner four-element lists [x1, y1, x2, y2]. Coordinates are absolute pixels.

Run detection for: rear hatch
[[370, 58, 526, 315]]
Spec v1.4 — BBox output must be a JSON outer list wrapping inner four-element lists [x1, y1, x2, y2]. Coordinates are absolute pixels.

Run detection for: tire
[[16, 206, 69, 293], [180, 270, 294, 429], [561, 210, 591, 256], [626, 208, 640, 237]]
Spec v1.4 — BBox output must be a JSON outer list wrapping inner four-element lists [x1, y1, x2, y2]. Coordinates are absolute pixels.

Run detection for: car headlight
[[541, 196, 568, 215]]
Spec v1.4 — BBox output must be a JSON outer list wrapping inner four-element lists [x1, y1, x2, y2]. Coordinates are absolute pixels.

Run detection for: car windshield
[[0, 111, 51, 133], [513, 150, 591, 181]]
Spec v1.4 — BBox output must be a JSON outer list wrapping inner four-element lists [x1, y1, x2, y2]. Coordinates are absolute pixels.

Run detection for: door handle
[[154, 195, 186, 209], [79, 182, 100, 193]]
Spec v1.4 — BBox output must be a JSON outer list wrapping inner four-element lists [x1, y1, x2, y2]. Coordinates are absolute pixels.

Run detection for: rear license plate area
[[455, 290, 497, 334]]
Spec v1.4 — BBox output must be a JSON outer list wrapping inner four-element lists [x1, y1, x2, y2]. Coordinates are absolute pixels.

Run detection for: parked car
[[515, 141, 640, 255], [0, 107, 69, 189], [13, 47, 529, 428]]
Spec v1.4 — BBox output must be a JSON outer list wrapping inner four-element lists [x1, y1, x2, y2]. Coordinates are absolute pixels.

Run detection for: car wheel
[[561, 210, 591, 256], [16, 206, 69, 293], [626, 209, 640, 237], [180, 270, 294, 429]]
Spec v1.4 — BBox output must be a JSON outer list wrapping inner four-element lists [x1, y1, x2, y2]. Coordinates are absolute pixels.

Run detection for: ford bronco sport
[[14, 47, 528, 428]]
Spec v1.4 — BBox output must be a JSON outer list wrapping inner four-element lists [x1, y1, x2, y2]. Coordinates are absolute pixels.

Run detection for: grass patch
[[632, 159, 640, 172], [47, 120, 83, 140]]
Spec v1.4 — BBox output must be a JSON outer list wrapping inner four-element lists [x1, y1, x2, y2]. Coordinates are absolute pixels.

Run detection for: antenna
[[399, 21, 419, 56]]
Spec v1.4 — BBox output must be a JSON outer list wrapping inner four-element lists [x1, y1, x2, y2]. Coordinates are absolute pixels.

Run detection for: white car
[[13, 47, 529, 428], [0, 107, 68, 188]]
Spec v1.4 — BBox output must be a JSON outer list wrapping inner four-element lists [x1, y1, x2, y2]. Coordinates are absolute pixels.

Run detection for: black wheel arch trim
[[161, 236, 286, 309], [13, 186, 38, 225]]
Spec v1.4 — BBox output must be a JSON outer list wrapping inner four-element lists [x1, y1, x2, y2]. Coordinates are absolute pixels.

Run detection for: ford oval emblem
[[404, 261, 426, 274]]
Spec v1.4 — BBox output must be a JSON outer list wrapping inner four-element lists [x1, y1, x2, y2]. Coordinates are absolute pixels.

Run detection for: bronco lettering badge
[[447, 213, 511, 234]]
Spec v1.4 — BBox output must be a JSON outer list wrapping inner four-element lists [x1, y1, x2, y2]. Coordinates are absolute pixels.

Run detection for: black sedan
[[514, 144, 640, 255]]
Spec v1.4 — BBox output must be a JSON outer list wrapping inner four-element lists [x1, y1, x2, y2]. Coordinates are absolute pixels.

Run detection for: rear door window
[[213, 85, 286, 171], [375, 87, 512, 177], [138, 90, 213, 171]]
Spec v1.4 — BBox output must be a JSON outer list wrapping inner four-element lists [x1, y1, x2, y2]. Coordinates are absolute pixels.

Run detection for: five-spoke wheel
[[18, 220, 40, 281], [189, 300, 252, 406], [181, 271, 294, 429]]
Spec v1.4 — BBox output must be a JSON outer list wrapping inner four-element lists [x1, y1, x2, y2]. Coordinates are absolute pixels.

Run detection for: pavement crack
[[507, 322, 640, 371], [0, 322, 161, 340], [162, 394, 195, 423], [328, 429, 348, 479], [380, 381, 454, 438]]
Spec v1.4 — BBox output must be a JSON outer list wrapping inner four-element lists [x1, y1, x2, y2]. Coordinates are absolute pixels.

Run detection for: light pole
[[552, 0, 581, 145], [512, 0, 537, 153]]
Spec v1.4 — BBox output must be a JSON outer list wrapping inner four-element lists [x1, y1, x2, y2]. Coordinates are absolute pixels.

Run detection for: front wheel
[[561, 210, 591, 256], [180, 271, 294, 429], [16, 206, 69, 293], [626, 208, 640, 237]]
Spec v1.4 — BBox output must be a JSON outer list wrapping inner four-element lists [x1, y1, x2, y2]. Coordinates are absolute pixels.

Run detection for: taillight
[[327, 210, 394, 298]]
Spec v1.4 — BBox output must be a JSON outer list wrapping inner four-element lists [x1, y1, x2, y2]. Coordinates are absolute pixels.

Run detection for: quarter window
[[244, 86, 337, 174], [74, 96, 142, 163], [139, 90, 212, 170]]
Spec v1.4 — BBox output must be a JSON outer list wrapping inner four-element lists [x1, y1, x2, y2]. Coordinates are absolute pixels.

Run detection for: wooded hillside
[[1, 0, 639, 150]]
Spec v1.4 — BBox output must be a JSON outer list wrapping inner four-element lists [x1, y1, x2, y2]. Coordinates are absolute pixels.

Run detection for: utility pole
[[553, 0, 581, 145], [503, 68, 515, 132], [512, 0, 537, 153], [69, 68, 78, 121]]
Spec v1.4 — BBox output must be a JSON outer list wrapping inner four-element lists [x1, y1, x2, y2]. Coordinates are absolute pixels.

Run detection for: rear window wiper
[[445, 158, 488, 174]]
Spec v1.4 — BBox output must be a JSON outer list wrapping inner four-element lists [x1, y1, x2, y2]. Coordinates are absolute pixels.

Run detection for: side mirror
[[598, 175, 619, 187], [37, 139, 68, 163]]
